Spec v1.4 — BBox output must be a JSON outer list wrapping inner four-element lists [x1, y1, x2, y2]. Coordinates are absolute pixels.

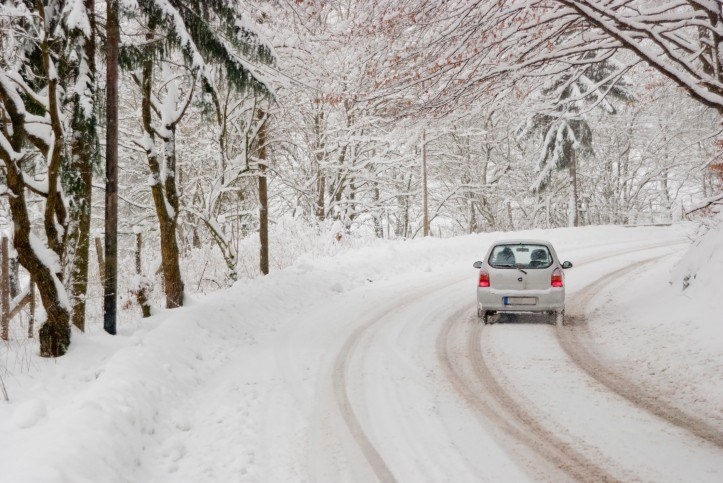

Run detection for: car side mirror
[[562, 261, 573, 269], [473, 261, 483, 269]]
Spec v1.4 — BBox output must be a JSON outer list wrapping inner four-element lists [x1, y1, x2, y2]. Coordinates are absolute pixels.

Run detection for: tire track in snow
[[330, 279, 460, 482], [437, 309, 620, 482], [327, 238, 691, 481], [434, 240, 690, 481], [332, 313, 398, 483], [559, 254, 723, 449]]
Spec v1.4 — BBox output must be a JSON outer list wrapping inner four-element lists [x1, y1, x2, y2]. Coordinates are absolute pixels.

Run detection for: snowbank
[[669, 209, 723, 341], [672, 209, 723, 291], [1, 223, 714, 481]]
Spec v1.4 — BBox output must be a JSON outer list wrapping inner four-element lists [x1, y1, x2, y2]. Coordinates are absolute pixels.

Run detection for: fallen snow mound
[[671, 209, 723, 292]]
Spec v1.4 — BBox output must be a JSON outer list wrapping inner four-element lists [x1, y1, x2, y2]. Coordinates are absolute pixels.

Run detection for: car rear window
[[488, 244, 552, 269]]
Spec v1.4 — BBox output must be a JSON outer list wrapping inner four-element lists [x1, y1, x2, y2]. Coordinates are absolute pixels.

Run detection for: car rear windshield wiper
[[495, 263, 527, 274]]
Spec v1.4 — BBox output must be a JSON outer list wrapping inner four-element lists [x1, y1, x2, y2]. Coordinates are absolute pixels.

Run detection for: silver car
[[473, 239, 573, 325]]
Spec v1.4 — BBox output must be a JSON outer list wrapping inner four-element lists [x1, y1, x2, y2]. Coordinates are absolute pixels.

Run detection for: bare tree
[[122, 0, 274, 307], [0, 4, 77, 356], [557, 1, 723, 115], [372, 1, 722, 119]]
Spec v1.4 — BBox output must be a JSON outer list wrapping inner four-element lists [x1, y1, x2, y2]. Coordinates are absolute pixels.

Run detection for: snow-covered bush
[[233, 216, 371, 280]]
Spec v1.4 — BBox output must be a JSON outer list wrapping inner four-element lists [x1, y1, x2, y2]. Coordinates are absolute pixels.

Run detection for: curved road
[[305, 241, 723, 482]]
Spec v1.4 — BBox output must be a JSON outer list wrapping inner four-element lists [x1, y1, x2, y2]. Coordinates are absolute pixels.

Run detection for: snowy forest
[[1, 0, 722, 357]]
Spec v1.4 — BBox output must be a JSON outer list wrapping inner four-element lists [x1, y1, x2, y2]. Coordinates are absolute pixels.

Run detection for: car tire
[[477, 308, 490, 324], [555, 310, 565, 326]]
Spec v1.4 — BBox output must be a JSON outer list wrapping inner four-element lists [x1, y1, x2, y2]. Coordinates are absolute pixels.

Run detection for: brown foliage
[[709, 162, 723, 182]]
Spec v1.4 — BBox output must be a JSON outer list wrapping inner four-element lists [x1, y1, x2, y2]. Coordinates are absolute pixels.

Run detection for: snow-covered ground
[[1, 223, 722, 482]]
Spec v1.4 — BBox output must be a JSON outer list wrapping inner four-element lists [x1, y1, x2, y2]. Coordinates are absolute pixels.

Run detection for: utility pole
[[422, 130, 429, 237], [568, 146, 579, 228], [104, 0, 119, 335], [257, 110, 269, 275]]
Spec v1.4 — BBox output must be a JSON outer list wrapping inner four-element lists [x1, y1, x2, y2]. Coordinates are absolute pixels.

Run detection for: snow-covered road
[[2, 225, 722, 482], [271, 240, 723, 482]]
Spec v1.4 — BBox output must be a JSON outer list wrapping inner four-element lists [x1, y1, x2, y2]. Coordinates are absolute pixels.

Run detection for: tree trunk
[[95, 237, 105, 282], [134, 233, 152, 318], [7, 169, 71, 355], [158, 216, 184, 308], [67, 0, 97, 332], [36, 6, 72, 354], [506, 201, 515, 231], [314, 109, 326, 221], [140, 56, 184, 309], [0, 61, 70, 358], [372, 182, 384, 238], [104, 0, 120, 334], [161, 128, 184, 308], [469, 197, 478, 234], [9, 256, 19, 299], [660, 171, 673, 222], [39, 33, 68, 263], [397, 174, 413, 238]]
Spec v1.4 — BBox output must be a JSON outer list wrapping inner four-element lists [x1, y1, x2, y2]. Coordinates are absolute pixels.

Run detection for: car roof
[[490, 239, 554, 246]]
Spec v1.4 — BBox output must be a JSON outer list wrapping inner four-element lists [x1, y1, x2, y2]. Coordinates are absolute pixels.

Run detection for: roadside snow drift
[[1, 223, 721, 482]]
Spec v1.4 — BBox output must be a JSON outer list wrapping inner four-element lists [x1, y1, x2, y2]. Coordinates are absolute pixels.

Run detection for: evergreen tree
[[518, 57, 633, 226]]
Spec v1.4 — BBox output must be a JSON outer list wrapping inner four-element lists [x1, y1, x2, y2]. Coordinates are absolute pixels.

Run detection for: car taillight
[[551, 267, 563, 287], [478, 270, 490, 287]]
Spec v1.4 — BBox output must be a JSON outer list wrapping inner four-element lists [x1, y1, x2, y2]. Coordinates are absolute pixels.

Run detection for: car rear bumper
[[477, 288, 565, 313]]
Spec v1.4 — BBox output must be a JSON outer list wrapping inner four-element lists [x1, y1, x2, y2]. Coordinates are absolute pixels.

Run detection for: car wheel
[[477, 308, 490, 324], [555, 310, 565, 326]]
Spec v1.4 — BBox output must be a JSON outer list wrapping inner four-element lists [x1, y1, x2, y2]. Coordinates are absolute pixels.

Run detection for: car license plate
[[503, 296, 537, 306]]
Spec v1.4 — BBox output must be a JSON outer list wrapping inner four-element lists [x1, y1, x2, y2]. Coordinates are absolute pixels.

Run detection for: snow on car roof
[[491, 239, 553, 246]]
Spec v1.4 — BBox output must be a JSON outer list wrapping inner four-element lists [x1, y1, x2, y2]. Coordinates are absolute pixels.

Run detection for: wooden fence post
[[1, 237, 9, 341]]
